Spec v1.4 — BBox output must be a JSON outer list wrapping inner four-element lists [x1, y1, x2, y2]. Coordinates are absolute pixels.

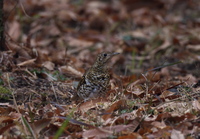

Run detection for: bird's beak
[[111, 52, 120, 56]]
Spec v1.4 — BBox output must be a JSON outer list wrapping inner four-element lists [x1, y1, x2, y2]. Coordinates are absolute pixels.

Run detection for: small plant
[[0, 86, 11, 100]]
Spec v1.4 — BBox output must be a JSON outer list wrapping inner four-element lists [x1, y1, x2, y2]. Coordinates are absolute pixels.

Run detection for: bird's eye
[[103, 53, 107, 57]]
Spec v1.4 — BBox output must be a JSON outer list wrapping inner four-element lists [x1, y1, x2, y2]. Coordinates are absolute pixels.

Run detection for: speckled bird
[[77, 52, 119, 101]]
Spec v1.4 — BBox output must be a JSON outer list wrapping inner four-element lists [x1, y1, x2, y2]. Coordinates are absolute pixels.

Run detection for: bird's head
[[93, 52, 120, 68]]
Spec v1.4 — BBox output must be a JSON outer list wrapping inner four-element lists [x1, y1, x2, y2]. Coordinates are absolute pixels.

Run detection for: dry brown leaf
[[79, 98, 109, 113], [161, 67, 170, 78], [178, 74, 197, 84], [118, 133, 142, 139], [7, 39, 32, 59], [0, 116, 14, 123], [0, 123, 16, 135], [150, 40, 171, 56], [36, 39, 52, 47], [8, 21, 21, 41], [131, 8, 153, 26], [129, 85, 144, 96], [192, 100, 200, 110], [59, 65, 83, 78], [145, 127, 171, 138], [67, 37, 94, 48], [57, 10, 77, 21], [187, 44, 200, 51], [31, 118, 51, 135], [42, 61, 55, 70], [102, 100, 126, 121], [0, 116, 16, 135], [82, 124, 135, 139], [170, 129, 184, 139], [160, 90, 175, 98], [87, 1, 107, 15], [151, 121, 166, 129]]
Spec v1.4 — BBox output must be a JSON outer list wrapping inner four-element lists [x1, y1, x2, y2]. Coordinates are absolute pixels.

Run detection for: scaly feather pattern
[[77, 52, 119, 101]]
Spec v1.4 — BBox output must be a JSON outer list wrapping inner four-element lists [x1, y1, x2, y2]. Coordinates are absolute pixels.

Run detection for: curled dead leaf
[[192, 99, 200, 110], [102, 100, 126, 121], [83, 124, 135, 139], [42, 61, 55, 70], [79, 98, 109, 113]]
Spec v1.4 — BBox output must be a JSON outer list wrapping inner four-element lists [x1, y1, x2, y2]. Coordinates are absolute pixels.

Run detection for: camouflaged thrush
[[77, 52, 119, 101]]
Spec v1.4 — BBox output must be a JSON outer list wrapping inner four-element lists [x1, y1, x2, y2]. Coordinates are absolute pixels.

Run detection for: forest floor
[[0, 0, 200, 138]]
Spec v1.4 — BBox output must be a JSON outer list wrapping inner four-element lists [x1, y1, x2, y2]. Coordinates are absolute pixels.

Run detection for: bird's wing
[[77, 75, 86, 90], [77, 68, 91, 90]]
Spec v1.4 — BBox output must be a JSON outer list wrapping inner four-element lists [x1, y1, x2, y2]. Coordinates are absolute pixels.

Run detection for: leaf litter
[[0, 0, 200, 138]]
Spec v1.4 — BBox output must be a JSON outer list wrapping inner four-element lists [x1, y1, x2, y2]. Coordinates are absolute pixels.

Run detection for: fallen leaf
[[83, 124, 135, 139], [102, 100, 126, 121], [31, 118, 51, 135], [170, 129, 184, 139], [79, 98, 109, 113], [192, 99, 200, 110], [42, 61, 55, 70]]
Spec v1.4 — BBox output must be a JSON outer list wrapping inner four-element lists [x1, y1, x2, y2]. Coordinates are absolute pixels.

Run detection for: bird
[[77, 52, 119, 101]]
